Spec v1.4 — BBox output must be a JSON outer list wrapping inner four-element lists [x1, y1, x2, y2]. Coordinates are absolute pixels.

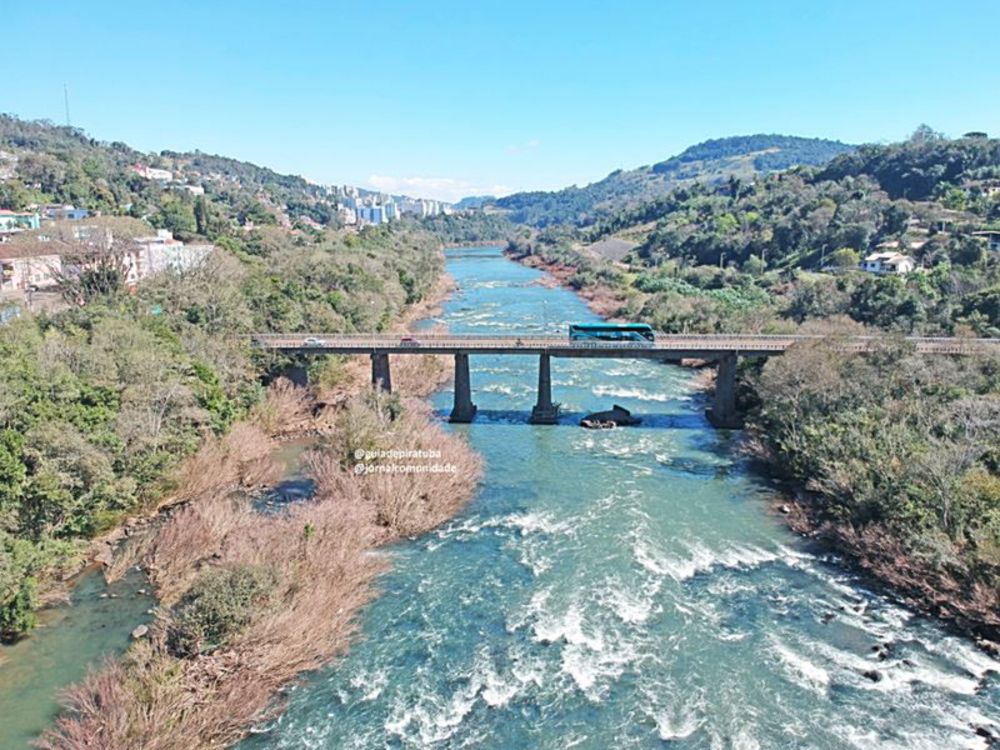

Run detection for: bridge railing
[[248, 333, 1000, 355]]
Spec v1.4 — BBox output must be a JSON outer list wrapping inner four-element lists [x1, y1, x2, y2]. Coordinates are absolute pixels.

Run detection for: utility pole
[[64, 83, 71, 127]]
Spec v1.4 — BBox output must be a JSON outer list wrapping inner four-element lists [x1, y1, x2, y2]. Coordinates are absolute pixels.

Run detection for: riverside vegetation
[[503, 128, 1000, 640], [36, 382, 481, 749], [0, 117, 488, 747], [0, 217, 445, 641]]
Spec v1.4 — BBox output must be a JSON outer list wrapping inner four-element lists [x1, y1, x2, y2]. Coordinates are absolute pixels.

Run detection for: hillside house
[[43, 205, 90, 222], [0, 210, 41, 234], [860, 251, 916, 275], [133, 229, 212, 277], [0, 242, 62, 291], [972, 230, 1000, 252]]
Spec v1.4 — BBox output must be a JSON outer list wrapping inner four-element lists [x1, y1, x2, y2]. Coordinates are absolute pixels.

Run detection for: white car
[[303, 336, 326, 347]]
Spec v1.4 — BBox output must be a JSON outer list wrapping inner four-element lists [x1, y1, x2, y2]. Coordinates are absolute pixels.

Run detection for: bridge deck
[[251, 333, 998, 358]]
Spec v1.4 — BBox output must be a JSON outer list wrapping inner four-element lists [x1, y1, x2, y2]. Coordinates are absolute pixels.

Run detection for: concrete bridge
[[251, 333, 999, 428]]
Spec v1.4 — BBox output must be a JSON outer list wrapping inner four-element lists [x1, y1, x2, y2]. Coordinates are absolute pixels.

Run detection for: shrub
[[0, 576, 37, 641], [167, 564, 277, 657], [827, 247, 860, 268], [329, 389, 397, 465]]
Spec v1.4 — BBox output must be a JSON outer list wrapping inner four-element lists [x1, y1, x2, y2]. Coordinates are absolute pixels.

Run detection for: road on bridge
[[251, 332, 998, 359], [250, 332, 998, 428]]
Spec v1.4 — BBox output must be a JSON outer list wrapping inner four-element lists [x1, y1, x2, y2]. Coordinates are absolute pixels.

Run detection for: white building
[[133, 230, 212, 278], [176, 184, 205, 196], [336, 206, 357, 225], [418, 199, 440, 218], [130, 164, 174, 182], [860, 251, 916, 275]]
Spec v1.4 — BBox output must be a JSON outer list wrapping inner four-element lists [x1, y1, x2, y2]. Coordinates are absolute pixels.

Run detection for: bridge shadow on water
[[432, 406, 746, 481], [432, 408, 710, 430]]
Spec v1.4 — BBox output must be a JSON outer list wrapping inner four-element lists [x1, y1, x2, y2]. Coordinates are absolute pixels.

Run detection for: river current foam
[[237, 247, 1000, 750]]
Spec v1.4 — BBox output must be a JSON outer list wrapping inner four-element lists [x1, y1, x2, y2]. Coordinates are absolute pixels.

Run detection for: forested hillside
[[818, 128, 1000, 201], [512, 130, 1000, 337], [419, 210, 516, 244], [0, 114, 335, 233], [490, 134, 853, 227]]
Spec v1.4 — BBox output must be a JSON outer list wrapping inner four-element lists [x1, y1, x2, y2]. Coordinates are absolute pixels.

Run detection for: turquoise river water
[[2, 246, 999, 749], [238, 247, 1000, 749]]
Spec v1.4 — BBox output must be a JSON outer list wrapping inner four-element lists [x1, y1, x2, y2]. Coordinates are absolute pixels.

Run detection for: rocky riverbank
[[771, 490, 1000, 654], [510, 249, 629, 319]]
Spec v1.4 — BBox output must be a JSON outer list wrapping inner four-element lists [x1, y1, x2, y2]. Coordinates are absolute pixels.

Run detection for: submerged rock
[[973, 724, 999, 744], [93, 544, 114, 567], [581, 404, 641, 428], [872, 641, 895, 661]]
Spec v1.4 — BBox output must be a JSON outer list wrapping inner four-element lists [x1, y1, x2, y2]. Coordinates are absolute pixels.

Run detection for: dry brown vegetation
[[307, 321, 454, 421], [247, 377, 315, 437], [39, 387, 481, 750]]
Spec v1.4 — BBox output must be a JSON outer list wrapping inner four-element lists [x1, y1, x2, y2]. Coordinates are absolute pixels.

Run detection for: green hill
[[491, 134, 854, 226], [509, 130, 1000, 337], [0, 114, 335, 232]]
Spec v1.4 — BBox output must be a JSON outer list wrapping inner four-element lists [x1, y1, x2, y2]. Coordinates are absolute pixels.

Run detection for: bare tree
[[47, 218, 149, 303]]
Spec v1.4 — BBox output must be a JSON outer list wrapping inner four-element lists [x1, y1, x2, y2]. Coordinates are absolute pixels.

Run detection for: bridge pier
[[449, 352, 477, 423], [530, 354, 559, 424], [371, 352, 391, 392], [707, 354, 741, 428]]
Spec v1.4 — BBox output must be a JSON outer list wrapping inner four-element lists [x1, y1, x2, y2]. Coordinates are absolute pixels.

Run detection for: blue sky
[[5, 1, 999, 201]]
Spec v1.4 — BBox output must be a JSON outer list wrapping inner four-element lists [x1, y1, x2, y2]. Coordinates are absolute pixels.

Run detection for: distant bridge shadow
[[432, 407, 710, 430]]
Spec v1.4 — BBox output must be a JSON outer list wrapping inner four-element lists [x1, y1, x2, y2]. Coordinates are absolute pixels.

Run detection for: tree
[[743, 254, 766, 275], [850, 275, 925, 331], [194, 195, 210, 236], [910, 124, 944, 144], [0, 535, 37, 642], [941, 186, 968, 211], [951, 238, 986, 267], [0, 429, 26, 525], [159, 197, 197, 234], [827, 247, 861, 268], [881, 203, 911, 235], [54, 243, 131, 303]]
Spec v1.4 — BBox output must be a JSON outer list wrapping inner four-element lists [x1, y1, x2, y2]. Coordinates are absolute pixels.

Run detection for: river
[[3, 246, 999, 749], [0, 568, 151, 746], [236, 246, 1000, 749]]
